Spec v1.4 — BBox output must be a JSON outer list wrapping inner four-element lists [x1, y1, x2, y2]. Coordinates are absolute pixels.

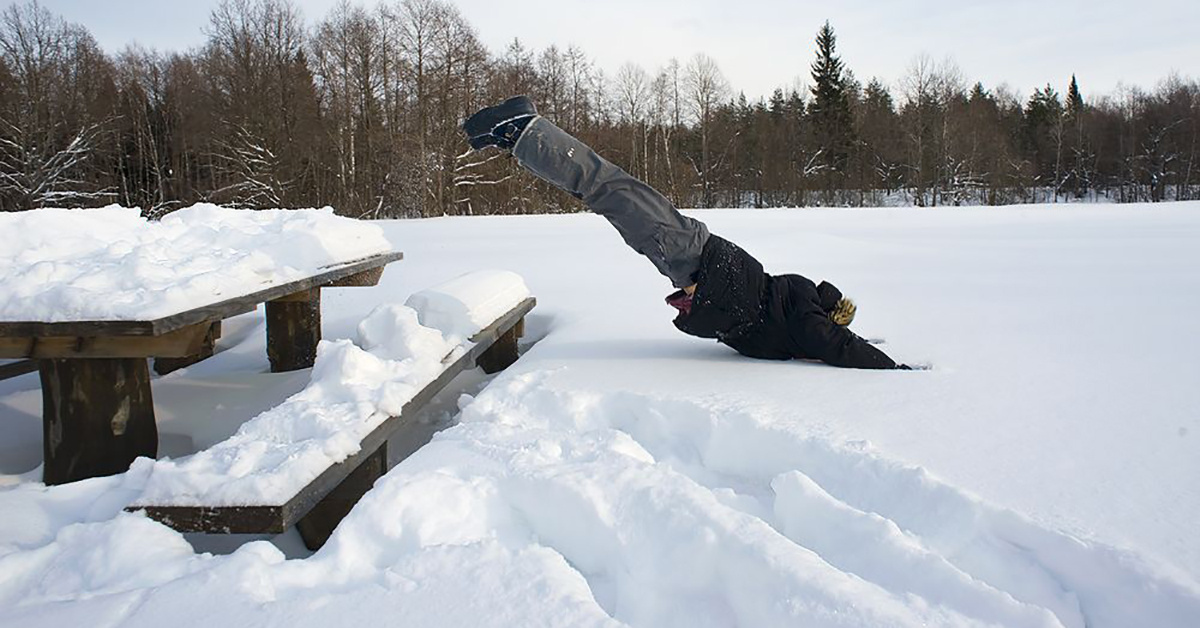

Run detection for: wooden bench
[[0, 252, 403, 485], [129, 296, 536, 550]]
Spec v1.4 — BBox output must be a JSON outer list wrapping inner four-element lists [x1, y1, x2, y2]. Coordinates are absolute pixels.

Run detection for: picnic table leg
[[476, 316, 524, 374], [296, 443, 387, 551], [39, 358, 157, 485], [266, 289, 321, 373]]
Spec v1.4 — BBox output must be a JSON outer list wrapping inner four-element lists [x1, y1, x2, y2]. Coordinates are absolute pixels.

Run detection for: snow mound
[[357, 304, 454, 362], [0, 204, 392, 322], [405, 270, 530, 341]]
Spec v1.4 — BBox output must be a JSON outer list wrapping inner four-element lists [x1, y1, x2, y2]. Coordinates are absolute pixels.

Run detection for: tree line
[[1, 0, 1197, 216]]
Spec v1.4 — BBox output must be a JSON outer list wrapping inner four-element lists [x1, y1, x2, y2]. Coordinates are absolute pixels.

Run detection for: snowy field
[[2, 203, 1199, 627]]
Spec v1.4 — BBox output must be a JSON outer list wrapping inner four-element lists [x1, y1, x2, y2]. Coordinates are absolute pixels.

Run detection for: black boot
[[463, 95, 537, 150]]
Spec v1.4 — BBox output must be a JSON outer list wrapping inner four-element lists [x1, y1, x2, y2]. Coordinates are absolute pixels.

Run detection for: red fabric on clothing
[[665, 289, 693, 316]]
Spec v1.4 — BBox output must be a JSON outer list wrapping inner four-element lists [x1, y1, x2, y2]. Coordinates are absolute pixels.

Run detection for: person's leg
[[512, 117, 709, 289]]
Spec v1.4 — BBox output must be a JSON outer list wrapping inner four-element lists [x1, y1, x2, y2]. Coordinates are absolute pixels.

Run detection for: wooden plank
[[0, 359, 37, 381], [270, 288, 321, 304], [135, 505, 287, 535], [0, 322, 214, 359], [0, 251, 403, 338], [130, 297, 536, 535], [153, 321, 222, 376], [325, 266, 385, 288]]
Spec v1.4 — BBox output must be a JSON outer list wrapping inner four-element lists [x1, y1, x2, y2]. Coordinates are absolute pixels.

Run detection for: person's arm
[[793, 312, 899, 369]]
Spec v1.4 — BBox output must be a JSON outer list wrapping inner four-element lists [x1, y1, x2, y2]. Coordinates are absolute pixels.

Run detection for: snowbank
[[0, 204, 392, 322]]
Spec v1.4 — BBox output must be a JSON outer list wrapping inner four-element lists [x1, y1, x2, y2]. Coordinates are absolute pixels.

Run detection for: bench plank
[[132, 297, 536, 542]]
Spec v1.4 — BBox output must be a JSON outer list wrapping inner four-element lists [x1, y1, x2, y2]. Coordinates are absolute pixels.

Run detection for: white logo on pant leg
[[567, 147, 575, 158]]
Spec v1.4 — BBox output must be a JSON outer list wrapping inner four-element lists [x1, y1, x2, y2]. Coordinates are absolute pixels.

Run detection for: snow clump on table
[[0, 204, 392, 322]]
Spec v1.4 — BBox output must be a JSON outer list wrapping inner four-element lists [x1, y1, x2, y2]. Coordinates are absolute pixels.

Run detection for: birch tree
[[684, 53, 729, 207]]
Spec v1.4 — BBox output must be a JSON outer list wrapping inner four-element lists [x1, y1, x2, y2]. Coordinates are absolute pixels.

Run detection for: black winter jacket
[[671, 235, 898, 369]]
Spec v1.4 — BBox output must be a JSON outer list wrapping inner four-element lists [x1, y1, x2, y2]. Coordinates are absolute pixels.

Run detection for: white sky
[[28, 0, 1200, 101]]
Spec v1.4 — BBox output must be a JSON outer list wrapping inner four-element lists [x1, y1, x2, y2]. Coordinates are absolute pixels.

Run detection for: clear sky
[[28, 0, 1200, 101]]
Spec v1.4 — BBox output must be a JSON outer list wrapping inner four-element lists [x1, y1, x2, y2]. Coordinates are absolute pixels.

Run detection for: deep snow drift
[[2, 203, 1199, 627]]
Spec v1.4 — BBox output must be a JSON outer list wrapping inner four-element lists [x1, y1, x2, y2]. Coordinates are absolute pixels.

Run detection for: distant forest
[[1, 0, 1197, 217]]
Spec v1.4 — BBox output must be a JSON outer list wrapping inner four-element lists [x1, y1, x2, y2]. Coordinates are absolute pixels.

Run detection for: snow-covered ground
[[2, 203, 1199, 627]]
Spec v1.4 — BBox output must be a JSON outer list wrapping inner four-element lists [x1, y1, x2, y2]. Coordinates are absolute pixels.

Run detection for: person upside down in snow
[[463, 96, 909, 370]]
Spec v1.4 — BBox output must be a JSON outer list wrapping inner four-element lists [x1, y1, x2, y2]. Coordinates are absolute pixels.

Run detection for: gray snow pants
[[512, 116, 709, 288]]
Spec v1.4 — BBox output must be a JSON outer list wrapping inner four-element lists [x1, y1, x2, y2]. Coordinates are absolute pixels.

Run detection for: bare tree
[[536, 45, 566, 123], [0, 1, 113, 209], [614, 61, 649, 178], [649, 66, 679, 202], [112, 46, 172, 211], [684, 53, 729, 207], [204, 0, 315, 209], [563, 44, 590, 131], [899, 54, 967, 206]]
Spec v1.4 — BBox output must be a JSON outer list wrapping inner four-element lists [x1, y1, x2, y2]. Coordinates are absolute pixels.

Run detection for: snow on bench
[[128, 271, 534, 549]]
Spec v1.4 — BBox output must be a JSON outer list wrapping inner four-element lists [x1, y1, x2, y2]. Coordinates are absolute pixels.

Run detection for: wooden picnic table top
[[0, 251, 403, 339]]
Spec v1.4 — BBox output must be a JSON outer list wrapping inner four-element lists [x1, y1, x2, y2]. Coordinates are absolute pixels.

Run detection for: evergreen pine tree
[[769, 88, 786, 118], [1066, 74, 1084, 121], [969, 82, 989, 104], [809, 21, 855, 200], [1065, 74, 1089, 197]]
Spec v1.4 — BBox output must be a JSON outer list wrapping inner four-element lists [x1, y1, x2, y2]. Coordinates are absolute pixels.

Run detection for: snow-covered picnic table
[[0, 205, 401, 485]]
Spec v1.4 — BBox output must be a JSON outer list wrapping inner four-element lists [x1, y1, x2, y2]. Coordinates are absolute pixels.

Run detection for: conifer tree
[[808, 21, 855, 201], [1065, 74, 1090, 197], [1066, 74, 1084, 121]]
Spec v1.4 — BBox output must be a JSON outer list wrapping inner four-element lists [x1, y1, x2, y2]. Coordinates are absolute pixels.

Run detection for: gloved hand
[[463, 96, 538, 150]]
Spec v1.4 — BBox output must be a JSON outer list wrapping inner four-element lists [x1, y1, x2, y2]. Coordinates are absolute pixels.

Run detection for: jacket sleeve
[[792, 312, 898, 369]]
